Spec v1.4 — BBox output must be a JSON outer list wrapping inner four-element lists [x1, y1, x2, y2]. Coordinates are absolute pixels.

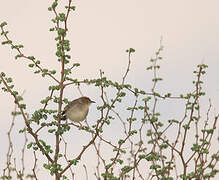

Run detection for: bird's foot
[[79, 122, 82, 130]]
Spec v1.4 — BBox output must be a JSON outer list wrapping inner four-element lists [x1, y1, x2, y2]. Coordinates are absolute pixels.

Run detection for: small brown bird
[[62, 96, 95, 128]]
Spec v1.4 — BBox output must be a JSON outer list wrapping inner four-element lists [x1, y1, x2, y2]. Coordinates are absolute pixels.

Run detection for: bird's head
[[79, 96, 95, 105]]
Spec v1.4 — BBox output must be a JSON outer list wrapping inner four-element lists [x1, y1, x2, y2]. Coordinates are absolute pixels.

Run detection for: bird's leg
[[79, 122, 82, 130], [65, 119, 68, 126]]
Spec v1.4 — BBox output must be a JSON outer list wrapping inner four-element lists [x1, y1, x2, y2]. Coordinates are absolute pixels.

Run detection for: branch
[[0, 74, 54, 163], [0, 26, 59, 84]]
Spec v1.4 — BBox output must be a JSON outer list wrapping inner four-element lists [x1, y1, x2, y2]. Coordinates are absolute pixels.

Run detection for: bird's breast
[[66, 106, 89, 122]]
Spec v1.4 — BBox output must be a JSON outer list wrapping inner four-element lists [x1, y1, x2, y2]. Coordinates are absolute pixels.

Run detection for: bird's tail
[[61, 110, 67, 120]]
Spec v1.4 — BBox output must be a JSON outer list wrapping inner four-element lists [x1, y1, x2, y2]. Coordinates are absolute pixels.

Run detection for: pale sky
[[0, 0, 219, 179]]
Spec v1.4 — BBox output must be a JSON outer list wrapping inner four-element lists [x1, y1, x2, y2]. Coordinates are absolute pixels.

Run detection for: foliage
[[0, 0, 218, 179]]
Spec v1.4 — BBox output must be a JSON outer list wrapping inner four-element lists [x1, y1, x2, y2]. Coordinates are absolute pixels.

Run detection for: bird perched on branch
[[62, 96, 95, 129]]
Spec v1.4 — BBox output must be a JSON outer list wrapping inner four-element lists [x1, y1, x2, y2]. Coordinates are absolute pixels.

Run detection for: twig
[[0, 74, 54, 163], [32, 151, 38, 180], [83, 164, 89, 180]]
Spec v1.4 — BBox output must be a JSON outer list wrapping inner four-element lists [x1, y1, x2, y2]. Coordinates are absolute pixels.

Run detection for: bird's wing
[[61, 99, 77, 120], [63, 99, 78, 112]]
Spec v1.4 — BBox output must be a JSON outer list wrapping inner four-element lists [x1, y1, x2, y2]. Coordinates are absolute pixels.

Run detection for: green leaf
[[118, 139, 125, 145], [129, 130, 137, 135], [0, 21, 7, 27], [48, 129, 56, 133], [27, 56, 35, 60], [17, 96, 23, 101], [27, 142, 33, 149], [36, 60, 40, 64], [43, 163, 51, 169], [59, 13, 65, 22], [6, 77, 12, 83], [50, 70, 56, 74], [19, 104, 26, 109], [138, 154, 146, 159], [33, 146, 38, 151], [70, 6, 76, 11], [129, 48, 135, 53], [121, 166, 132, 173], [1, 72, 6, 77], [119, 92, 126, 97], [18, 128, 25, 133], [105, 164, 112, 170], [183, 124, 190, 130], [34, 70, 40, 74], [18, 44, 24, 48], [49, 28, 55, 31], [73, 63, 80, 67], [126, 48, 135, 53], [15, 54, 23, 59], [117, 159, 123, 164], [28, 64, 34, 68], [1, 31, 9, 36], [2, 40, 12, 45], [70, 159, 78, 165], [11, 91, 18, 95], [57, 28, 65, 36], [52, 2, 58, 9]]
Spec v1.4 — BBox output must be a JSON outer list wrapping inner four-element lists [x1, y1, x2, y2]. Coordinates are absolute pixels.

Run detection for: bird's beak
[[91, 100, 95, 103]]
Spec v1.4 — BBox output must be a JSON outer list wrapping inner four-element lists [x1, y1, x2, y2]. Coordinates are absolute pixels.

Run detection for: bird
[[62, 96, 95, 129]]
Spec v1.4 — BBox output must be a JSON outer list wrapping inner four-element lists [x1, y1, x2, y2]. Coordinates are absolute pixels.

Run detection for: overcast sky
[[0, 0, 218, 179]]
